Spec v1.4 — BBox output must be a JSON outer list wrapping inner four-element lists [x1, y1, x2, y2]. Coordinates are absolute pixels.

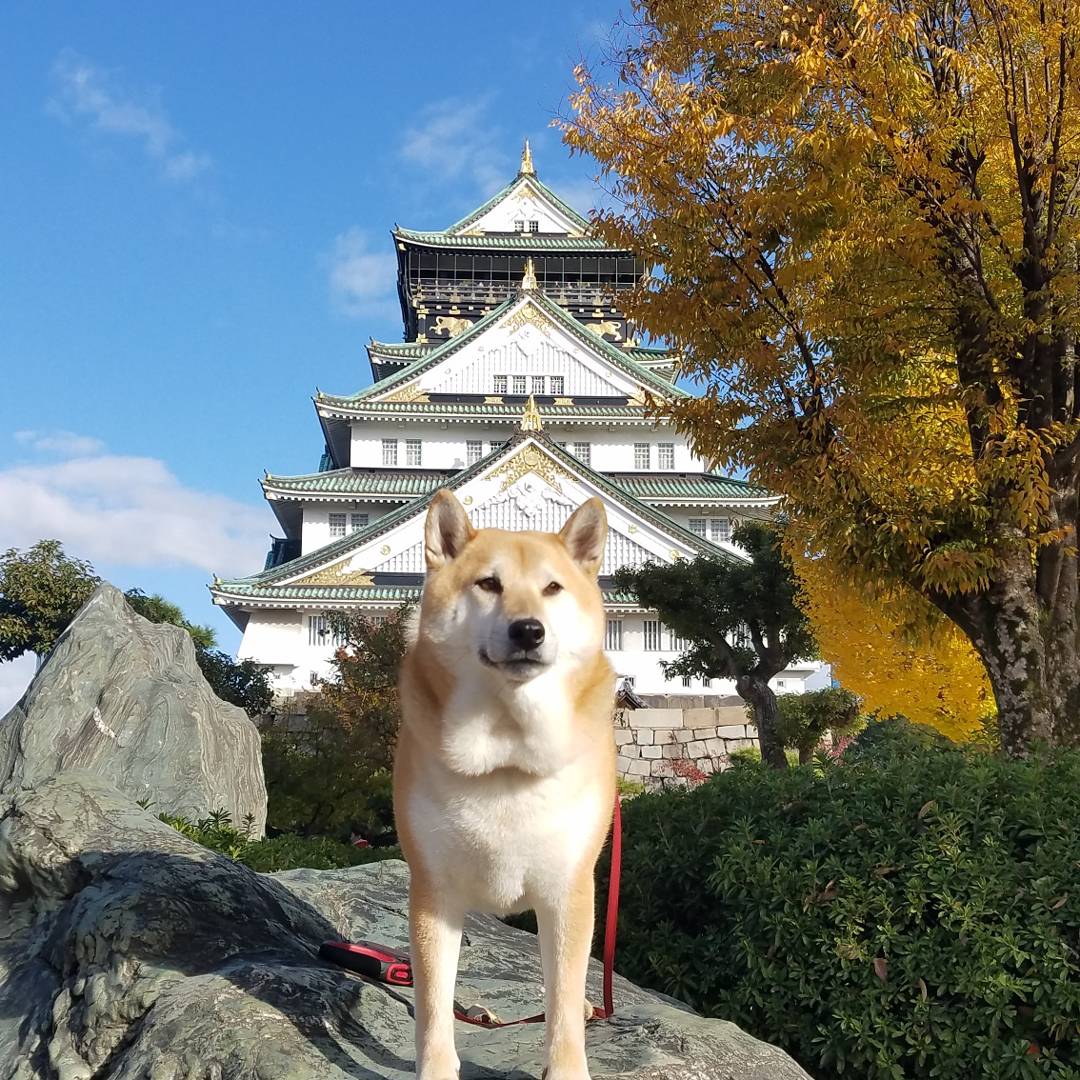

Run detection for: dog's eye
[[543, 581, 563, 596], [476, 576, 502, 593]]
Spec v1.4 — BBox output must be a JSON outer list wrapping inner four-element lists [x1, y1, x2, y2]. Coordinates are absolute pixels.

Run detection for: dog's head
[[417, 489, 607, 685]]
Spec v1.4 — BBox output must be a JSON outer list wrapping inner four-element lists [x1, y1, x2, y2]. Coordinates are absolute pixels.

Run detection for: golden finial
[[521, 257, 538, 291], [521, 394, 543, 432], [519, 138, 535, 176]]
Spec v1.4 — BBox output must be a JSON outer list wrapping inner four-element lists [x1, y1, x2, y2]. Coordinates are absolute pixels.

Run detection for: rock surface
[[0, 772, 813, 1080], [0, 583, 267, 834]]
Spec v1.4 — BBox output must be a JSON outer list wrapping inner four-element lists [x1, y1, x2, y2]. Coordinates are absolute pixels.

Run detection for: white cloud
[[399, 97, 510, 197], [14, 429, 106, 456], [48, 50, 212, 183], [1, 436, 271, 577], [327, 228, 397, 319], [0, 655, 36, 717]]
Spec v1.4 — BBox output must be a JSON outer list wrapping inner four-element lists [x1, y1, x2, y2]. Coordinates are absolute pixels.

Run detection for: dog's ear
[[559, 498, 607, 577], [425, 489, 475, 569]]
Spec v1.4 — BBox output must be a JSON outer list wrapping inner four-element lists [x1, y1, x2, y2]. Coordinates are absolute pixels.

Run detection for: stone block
[[662, 744, 683, 759], [627, 759, 651, 777], [654, 729, 677, 744], [705, 738, 727, 756], [641, 745, 663, 759], [629, 709, 685, 729], [687, 740, 707, 758], [636, 729, 654, 746], [716, 725, 750, 739], [696, 758, 716, 775], [614, 729, 634, 746], [692, 728, 717, 741], [684, 708, 718, 728], [616, 755, 635, 773]]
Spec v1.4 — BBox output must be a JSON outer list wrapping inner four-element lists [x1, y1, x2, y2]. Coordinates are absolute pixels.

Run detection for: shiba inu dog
[[395, 488, 617, 1080]]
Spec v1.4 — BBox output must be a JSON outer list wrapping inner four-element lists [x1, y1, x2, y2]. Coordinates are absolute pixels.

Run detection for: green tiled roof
[[608, 473, 775, 502], [395, 229, 613, 251], [212, 580, 641, 605], [264, 468, 452, 497], [213, 433, 738, 605], [264, 467, 774, 504], [335, 291, 687, 404], [440, 174, 591, 235], [368, 341, 429, 358], [316, 399, 653, 420]]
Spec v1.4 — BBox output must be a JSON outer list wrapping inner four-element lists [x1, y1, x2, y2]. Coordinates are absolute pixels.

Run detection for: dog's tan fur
[[395, 489, 616, 1080]]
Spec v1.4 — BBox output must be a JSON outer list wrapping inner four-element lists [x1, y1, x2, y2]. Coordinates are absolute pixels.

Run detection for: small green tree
[[260, 607, 407, 839], [124, 588, 216, 650], [615, 522, 816, 769], [775, 687, 861, 765], [0, 540, 99, 661]]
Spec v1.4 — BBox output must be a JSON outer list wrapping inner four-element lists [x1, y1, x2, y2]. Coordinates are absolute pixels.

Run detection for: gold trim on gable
[[502, 303, 552, 336], [292, 564, 374, 587], [382, 383, 430, 404], [490, 444, 574, 494]]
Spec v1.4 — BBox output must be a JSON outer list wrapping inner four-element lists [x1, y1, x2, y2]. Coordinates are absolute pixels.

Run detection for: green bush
[[157, 808, 401, 872], [842, 713, 956, 765], [598, 731, 1080, 1079]]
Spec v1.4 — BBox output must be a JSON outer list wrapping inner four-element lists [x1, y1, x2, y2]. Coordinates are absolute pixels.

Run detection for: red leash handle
[[320, 791, 624, 1027]]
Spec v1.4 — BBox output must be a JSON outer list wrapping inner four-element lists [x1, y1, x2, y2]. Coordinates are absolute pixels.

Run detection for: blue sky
[[0, 1, 630, 707]]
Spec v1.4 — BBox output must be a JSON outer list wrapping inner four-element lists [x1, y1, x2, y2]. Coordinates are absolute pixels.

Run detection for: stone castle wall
[[615, 706, 759, 787]]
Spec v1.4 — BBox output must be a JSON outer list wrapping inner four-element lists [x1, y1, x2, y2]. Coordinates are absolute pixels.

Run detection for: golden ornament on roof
[[521, 258, 539, 292], [519, 138, 535, 176], [520, 394, 543, 432]]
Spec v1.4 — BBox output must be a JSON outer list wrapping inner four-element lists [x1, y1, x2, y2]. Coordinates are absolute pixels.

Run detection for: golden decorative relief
[[521, 258, 538, 291], [463, 495, 473, 505], [380, 545, 391, 556], [483, 395, 504, 404], [501, 303, 552, 337], [670, 549, 683, 561], [520, 394, 543, 432], [293, 563, 374, 587], [382, 383, 429, 404], [432, 315, 470, 337], [627, 389, 650, 407], [589, 320, 622, 340], [519, 138, 535, 176], [490, 445, 574, 494], [553, 396, 573, 407], [628, 524, 639, 534]]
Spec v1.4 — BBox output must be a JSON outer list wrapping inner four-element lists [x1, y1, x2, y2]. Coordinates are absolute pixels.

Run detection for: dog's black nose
[[508, 618, 545, 650]]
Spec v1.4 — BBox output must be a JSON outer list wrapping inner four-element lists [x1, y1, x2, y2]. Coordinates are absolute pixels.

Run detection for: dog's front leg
[[536, 873, 594, 1080], [410, 882, 464, 1080]]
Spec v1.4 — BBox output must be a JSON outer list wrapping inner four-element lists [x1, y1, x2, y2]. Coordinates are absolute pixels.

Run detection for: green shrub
[[842, 713, 956, 765], [598, 732, 1080, 1079], [157, 808, 401, 872]]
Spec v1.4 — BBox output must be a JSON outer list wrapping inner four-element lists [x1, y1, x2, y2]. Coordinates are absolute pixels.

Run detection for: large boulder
[[0, 772, 813, 1080], [0, 583, 266, 834]]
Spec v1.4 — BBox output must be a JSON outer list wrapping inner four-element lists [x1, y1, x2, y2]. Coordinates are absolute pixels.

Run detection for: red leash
[[320, 793, 624, 1026]]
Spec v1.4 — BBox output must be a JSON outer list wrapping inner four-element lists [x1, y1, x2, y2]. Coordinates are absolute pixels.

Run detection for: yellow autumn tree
[[794, 552, 991, 741], [564, 0, 1080, 755]]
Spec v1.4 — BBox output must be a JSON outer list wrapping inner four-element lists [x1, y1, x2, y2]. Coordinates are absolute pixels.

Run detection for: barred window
[[528, 220, 540, 233], [382, 439, 397, 466], [350, 513, 368, 532], [513, 220, 524, 233], [493, 375, 508, 394], [328, 513, 346, 538], [634, 443, 651, 470], [658, 443, 675, 469], [682, 675, 692, 688], [531, 375, 545, 395], [572, 442, 591, 466], [605, 619, 623, 651], [406, 439, 422, 466], [307, 616, 345, 648], [512, 374, 527, 395], [668, 626, 689, 651], [643, 619, 662, 651], [689, 518, 707, 537], [550, 375, 565, 395], [466, 440, 483, 464], [710, 518, 731, 543], [489, 440, 506, 454]]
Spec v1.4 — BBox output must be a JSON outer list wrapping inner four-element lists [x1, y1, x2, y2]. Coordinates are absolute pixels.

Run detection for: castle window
[[643, 619, 662, 651], [668, 627, 689, 651], [307, 616, 345, 648], [382, 439, 398, 466], [531, 375, 545, 395], [512, 374, 527, 395], [572, 442, 591, 465], [710, 518, 731, 543], [682, 675, 692, 688], [550, 375, 565, 395], [406, 439, 422, 466], [329, 513, 347, 538], [493, 375, 508, 394], [350, 513, 368, 532], [634, 443, 651, 470], [658, 443, 675, 469], [605, 619, 623, 651], [689, 518, 707, 537], [513, 220, 525, 233], [528, 220, 539, 233], [466, 440, 483, 464]]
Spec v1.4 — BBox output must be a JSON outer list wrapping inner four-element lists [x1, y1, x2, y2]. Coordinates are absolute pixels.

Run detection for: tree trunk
[[736, 673, 788, 770], [944, 530, 1080, 756]]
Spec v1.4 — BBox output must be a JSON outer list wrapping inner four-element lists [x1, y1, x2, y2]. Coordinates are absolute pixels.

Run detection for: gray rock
[[0, 772, 812, 1080], [0, 582, 267, 835]]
